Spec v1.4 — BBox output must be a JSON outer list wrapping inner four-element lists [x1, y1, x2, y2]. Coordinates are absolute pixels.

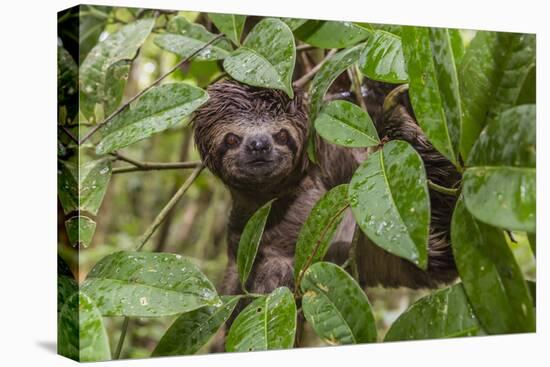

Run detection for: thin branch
[[79, 34, 225, 145], [293, 49, 337, 88], [113, 317, 130, 359], [58, 126, 79, 145], [110, 152, 201, 174], [293, 204, 350, 298], [349, 65, 367, 110], [428, 180, 459, 196], [296, 44, 315, 52]]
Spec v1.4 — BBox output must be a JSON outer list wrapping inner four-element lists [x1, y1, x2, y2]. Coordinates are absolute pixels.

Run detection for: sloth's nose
[[246, 135, 272, 154]]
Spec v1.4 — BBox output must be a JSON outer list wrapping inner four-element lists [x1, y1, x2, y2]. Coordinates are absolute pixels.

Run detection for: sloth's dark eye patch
[[224, 133, 241, 148], [274, 129, 289, 145]]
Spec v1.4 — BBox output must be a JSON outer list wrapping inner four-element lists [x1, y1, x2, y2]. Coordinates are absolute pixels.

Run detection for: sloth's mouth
[[246, 158, 273, 166]]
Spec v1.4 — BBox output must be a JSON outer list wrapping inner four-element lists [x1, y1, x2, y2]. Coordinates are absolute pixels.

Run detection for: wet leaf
[[154, 16, 233, 60], [294, 185, 349, 282], [208, 13, 246, 45], [459, 32, 535, 159], [237, 200, 273, 289], [281, 18, 307, 31], [451, 198, 535, 334], [401, 26, 462, 166], [301, 262, 377, 344], [58, 292, 111, 362], [82, 251, 221, 317], [385, 284, 484, 341], [57, 45, 78, 124], [58, 256, 78, 318], [226, 287, 296, 352], [315, 100, 380, 147], [65, 215, 97, 247], [95, 83, 208, 154], [57, 159, 79, 214], [463, 105, 536, 232], [152, 296, 240, 356], [223, 18, 296, 98], [359, 30, 408, 84], [78, 5, 111, 63], [294, 20, 370, 49], [80, 18, 154, 123], [309, 45, 363, 122], [349, 140, 430, 269], [79, 158, 112, 215]]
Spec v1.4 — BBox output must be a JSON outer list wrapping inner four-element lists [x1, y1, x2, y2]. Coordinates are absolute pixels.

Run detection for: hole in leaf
[[256, 307, 262, 313]]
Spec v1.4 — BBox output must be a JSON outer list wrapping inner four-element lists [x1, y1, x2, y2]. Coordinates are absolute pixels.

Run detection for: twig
[[428, 180, 458, 196], [296, 44, 315, 52], [349, 65, 367, 110], [293, 49, 337, 88], [110, 151, 202, 174], [58, 126, 79, 145], [114, 164, 204, 359], [294, 204, 350, 298], [79, 34, 225, 145]]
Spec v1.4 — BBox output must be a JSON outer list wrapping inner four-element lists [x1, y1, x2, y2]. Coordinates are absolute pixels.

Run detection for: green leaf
[[79, 158, 112, 215], [294, 20, 370, 49], [208, 13, 246, 45], [281, 18, 307, 31], [57, 159, 79, 214], [315, 100, 380, 147], [152, 296, 240, 356], [57, 45, 78, 124], [385, 284, 484, 341], [463, 105, 536, 232], [349, 140, 430, 269], [226, 287, 296, 352], [449, 29, 465, 66], [80, 18, 154, 123], [65, 215, 97, 247], [154, 16, 233, 60], [309, 45, 363, 122], [451, 198, 535, 334], [301, 262, 377, 344], [223, 18, 296, 98], [359, 30, 408, 84], [294, 184, 349, 281], [58, 256, 78, 318], [527, 233, 536, 256], [237, 200, 274, 289], [459, 32, 535, 159], [401, 26, 462, 166], [81, 251, 221, 317], [58, 292, 111, 362], [78, 5, 111, 63], [95, 83, 208, 154]]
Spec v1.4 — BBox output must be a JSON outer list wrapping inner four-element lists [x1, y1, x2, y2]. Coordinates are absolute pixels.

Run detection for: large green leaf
[[237, 200, 273, 289], [81, 251, 221, 317], [349, 140, 430, 269], [58, 256, 78, 318], [314, 100, 380, 148], [309, 45, 363, 122], [223, 18, 296, 98], [58, 292, 111, 362], [80, 18, 154, 123], [154, 16, 233, 60], [451, 198, 535, 334], [152, 296, 239, 356], [385, 284, 484, 341], [359, 30, 408, 84], [459, 32, 535, 159], [401, 26, 462, 166], [449, 29, 465, 66], [78, 5, 111, 63], [65, 215, 96, 247], [281, 18, 307, 31], [301, 262, 377, 344], [95, 83, 208, 154], [57, 45, 78, 124], [463, 105, 536, 232], [208, 13, 246, 45], [294, 184, 349, 281], [226, 287, 296, 352], [294, 20, 370, 49], [57, 159, 79, 214]]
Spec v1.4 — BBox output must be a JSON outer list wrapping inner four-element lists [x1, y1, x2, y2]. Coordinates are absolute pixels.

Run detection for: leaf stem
[[428, 180, 459, 196], [348, 223, 361, 281], [293, 204, 350, 298], [293, 49, 337, 88], [113, 317, 130, 360], [79, 34, 225, 145], [349, 65, 368, 111], [382, 83, 409, 117]]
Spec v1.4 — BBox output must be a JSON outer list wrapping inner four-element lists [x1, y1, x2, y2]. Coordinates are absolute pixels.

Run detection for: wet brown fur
[[192, 79, 459, 332]]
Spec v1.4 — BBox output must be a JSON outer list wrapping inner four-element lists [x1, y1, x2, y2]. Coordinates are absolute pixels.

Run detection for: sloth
[[192, 79, 460, 299]]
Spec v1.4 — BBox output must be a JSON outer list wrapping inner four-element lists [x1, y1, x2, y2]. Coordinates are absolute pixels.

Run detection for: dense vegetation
[[57, 5, 536, 362]]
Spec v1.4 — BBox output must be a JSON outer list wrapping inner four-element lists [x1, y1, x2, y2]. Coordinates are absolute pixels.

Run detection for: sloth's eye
[[274, 129, 289, 144], [224, 133, 241, 147]]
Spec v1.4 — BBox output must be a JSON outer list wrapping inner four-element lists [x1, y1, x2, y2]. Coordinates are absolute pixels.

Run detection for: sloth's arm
[[247, 255, 295, 294]]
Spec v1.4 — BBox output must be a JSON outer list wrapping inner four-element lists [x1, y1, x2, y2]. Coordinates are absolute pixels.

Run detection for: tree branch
[[293, 49, 337, 89], [58, 126, 79, 145], [109, 152, 201, 174], [79, 34, 225, 145]]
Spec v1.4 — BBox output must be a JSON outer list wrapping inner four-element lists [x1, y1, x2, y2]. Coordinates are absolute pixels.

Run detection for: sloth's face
[[208, 118, 304, 190]]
